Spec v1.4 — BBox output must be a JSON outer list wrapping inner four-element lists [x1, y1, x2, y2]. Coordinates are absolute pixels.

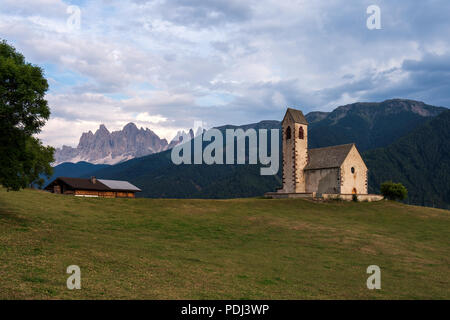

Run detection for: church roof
[[283, 108, 308, 125], [305, 143, 355, 170]]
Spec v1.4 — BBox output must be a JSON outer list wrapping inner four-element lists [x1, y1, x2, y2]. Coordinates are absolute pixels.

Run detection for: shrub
[[352, 194, 358, 202], [380, 181, 408, 201]]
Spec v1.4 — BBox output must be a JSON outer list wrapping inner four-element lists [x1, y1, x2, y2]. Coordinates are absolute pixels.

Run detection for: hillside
[[364, 110, 450, 209], [307, 99, 446, 151], [0, 188, 448, 299], [42, 162, 110, 187]]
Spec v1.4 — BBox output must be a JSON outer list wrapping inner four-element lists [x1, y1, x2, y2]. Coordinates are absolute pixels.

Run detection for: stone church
[[267, 108, 382, 201]]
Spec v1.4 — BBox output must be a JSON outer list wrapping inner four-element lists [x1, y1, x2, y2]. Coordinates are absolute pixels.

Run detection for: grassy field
[[0, 188, 448, 299]]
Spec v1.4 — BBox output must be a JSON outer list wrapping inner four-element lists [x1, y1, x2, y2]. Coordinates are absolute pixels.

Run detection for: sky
[[1, 0, 450, 147]]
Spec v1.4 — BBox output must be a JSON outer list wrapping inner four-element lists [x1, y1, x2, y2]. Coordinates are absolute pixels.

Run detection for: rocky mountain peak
[[96, 124, 110, 135], [78, 130, 94, 149], [54, 122, 178, 165], [123, 122, 139, 133]]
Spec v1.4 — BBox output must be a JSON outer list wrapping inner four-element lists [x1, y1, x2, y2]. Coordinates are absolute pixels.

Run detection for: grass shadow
[[0, 198, 30, 226]]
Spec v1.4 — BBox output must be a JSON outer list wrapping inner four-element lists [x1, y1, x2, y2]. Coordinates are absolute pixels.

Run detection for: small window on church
[[286, 126, 291, 140], [298, 126, 304, 139], [351, 167, 355, 174]]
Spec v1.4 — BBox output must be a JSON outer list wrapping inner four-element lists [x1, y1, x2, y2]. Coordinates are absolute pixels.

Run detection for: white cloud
[[2, 0, 450, 148], [38, 117, 100, 148], [136, 112, 167, 123]]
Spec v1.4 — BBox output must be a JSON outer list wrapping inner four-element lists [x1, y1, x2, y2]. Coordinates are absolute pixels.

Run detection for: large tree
[[0, 40, 54, 190]]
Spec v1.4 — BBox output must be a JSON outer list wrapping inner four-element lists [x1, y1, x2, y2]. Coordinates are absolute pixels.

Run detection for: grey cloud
[[3, 0, 450, 148], [153, 0, 253, 27], [326, 53, 450, 107]]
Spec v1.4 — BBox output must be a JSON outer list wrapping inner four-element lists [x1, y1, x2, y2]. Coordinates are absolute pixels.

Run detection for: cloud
[[135, 0, 253, 27], [136, 112, 167, 123], [1, 0, 449, 147]]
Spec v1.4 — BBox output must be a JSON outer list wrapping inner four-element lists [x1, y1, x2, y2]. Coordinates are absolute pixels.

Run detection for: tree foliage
[[380, 181, 408, 201], [0, 40, 54, 190]]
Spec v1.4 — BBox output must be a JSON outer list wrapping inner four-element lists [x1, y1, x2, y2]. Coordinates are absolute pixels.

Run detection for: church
[[266, 108, 382, 201]]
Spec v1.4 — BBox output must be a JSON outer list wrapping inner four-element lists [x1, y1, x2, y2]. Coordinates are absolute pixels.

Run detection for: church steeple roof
[[283, 108, 308, 125]]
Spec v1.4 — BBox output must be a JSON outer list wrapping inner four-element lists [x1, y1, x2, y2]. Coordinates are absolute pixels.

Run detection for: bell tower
[[281, 108, 308, 193]]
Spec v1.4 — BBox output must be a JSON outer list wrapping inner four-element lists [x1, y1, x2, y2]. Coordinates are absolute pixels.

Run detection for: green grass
[[0, 188, 449, 299]]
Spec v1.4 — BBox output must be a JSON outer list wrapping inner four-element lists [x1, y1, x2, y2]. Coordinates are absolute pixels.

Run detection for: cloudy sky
[[1, 0, 450, 147]]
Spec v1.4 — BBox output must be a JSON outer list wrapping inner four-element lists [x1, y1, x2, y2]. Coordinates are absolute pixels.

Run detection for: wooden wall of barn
[[73, 190, 135, 198]]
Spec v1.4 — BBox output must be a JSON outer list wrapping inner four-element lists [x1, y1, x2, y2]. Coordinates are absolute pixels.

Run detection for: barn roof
[[44, 177, 141, 192], [305, 143, 355, 170], [47, 177, 110, 191], [98, 179, 141, 192], [283, 108, 308, 125]]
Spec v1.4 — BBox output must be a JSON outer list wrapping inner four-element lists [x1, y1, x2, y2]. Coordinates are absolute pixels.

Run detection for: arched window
[[352, 188, 357, 194], [286, 126, 291, 140], [351, 167, 355, 174], [298, 126, 304, 139]]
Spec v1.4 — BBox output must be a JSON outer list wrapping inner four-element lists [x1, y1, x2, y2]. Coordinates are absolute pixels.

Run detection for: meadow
[[0, 188, 448, 299]]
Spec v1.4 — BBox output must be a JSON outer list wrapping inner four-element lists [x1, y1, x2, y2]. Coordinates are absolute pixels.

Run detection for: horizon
[[52, 97, 448, 148]]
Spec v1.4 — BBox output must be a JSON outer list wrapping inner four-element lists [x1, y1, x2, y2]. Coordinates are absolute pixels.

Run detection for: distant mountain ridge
[[306, 99, 446, 151], [43, 161, 110, 187], [54, 123, 170, 165], [54, 99, 445, 165], [54, 123, 206, 165]]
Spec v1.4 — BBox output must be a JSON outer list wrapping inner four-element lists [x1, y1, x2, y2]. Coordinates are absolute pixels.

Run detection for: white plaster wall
[[305, 168, 340, 195], [340, 146, 368, 194]]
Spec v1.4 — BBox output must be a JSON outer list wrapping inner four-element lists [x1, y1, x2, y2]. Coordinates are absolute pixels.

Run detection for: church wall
[[305, 168, 340, 195], [340, 146, 368, 194]]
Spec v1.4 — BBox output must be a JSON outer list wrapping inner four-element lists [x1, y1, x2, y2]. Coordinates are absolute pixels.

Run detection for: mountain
[[305, 111, 329, 124], [54, 122, 207, 165], [43, 161, 110, 187], [166, 127, 206, 149], [82, 120, 281, 198], [65, 99, 447, 208], [306, 99, 446, 151], [54, 123, 172, 165], [364, 110, 450, 209], [53, 99, 443, 166]]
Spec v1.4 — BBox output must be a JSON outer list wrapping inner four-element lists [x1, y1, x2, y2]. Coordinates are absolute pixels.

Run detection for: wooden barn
[[44, 176, 141, 198]]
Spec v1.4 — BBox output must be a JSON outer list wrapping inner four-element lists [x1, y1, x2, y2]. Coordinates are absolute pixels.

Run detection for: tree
[[0, 40, 54, 190], [380, 181, 408, 201]]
